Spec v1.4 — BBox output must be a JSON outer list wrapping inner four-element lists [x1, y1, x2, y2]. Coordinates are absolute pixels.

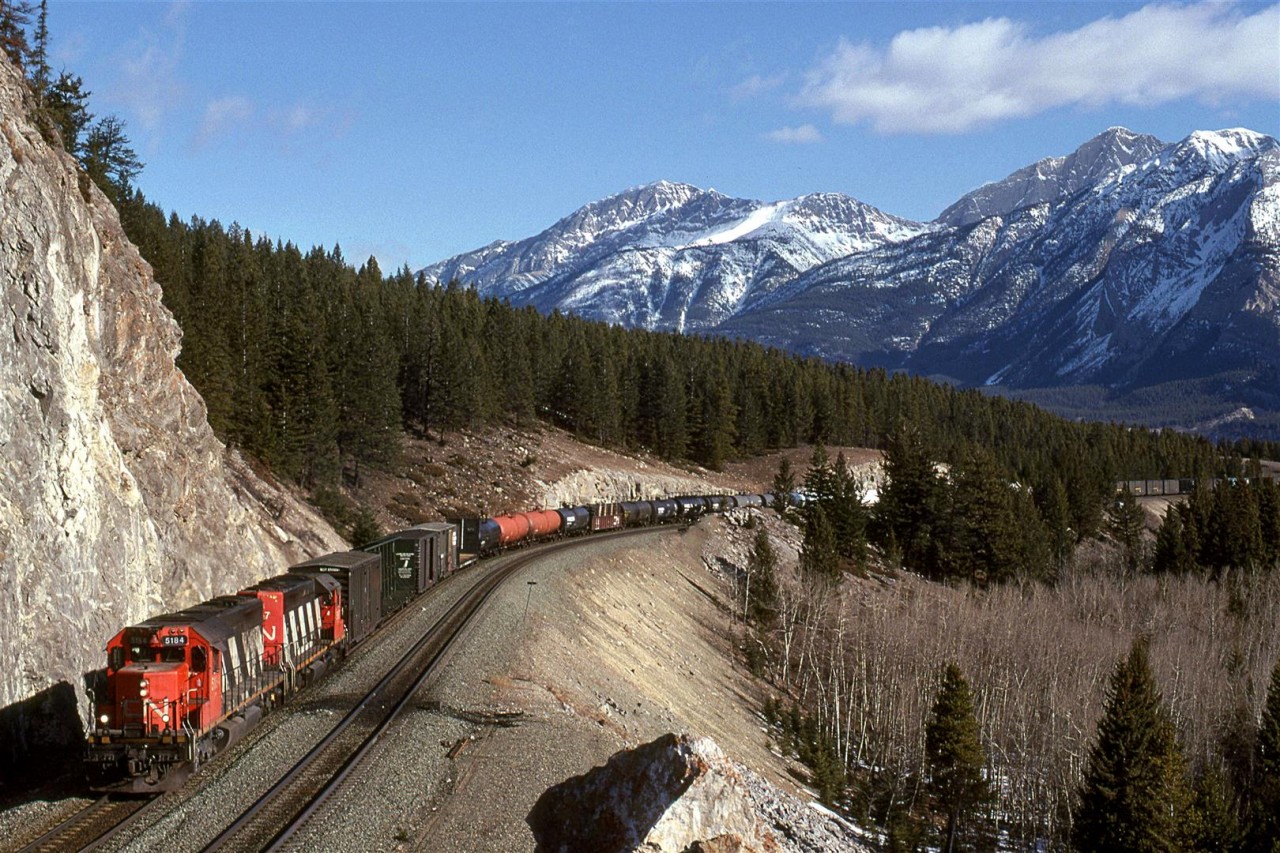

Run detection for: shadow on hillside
[[0, 679, 88, 800]]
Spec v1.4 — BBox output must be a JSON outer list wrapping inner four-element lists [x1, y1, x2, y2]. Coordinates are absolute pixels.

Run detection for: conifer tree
[[1248, 657, 1280, 851], [28, 0, 46, 97], [1185, 764, 1241, 853], [1152, 508, 1193, 575], [875, 422, 943, 577], [772, 456, 796, 515], [83, 115, 143, 202], [800, 503, 840, 582], [1105, 487, 1148, 573], [925, 662, 995, 852], [830, 450, 867, 563], [0, 0, 31, 68], [1073, 638, 1191, 852], [1034, 474, 1075, 564], [745, 527, 778, 626]]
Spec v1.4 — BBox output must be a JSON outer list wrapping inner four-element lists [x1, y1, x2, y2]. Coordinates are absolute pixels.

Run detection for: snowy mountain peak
[[1170, 128, 1277, 169], [938, 127, 1164, 227], [420, 182, 922, 332]]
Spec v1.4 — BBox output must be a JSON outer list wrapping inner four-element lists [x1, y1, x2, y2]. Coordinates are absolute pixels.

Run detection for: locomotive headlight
[[99, 714, 109, 725], [139, 679, 148, 688], [161, 713, 170, 723], [139, 688, 148, 698]]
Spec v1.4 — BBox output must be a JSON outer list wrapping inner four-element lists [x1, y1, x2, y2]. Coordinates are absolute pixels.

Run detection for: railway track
[[12, 795, 157, 853], [201, 527, 667, 852]]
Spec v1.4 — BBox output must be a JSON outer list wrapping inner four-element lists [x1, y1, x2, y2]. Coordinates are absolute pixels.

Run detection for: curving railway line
[[201, 526, 668, 852]]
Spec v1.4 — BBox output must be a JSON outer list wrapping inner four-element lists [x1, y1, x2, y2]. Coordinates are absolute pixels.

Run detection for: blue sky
[[53, 1, 1279, 269]]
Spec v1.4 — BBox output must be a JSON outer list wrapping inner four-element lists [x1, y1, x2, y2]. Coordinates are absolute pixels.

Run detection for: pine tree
[[83, 115, 143, 201], [28, 0, 46, 97], [1247, 657, 1280, 851], [925, 662, 995, 852], [1073, 638, 1191, 852], [1105, 487, 1148, 573], [745, 527, 778, 626], [875, 422, 944, 577], [772, 456, 796, 515], [800, 503, 840, 582], [0, 0, 32, 68], [1185, 764, 1241, 853], [41, 71, 91, 155], [1034, 474, 1075, 565], [1152, 508, 1193, 575]]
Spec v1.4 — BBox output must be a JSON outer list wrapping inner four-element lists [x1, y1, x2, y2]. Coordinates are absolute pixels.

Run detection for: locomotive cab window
[[191, 647, 207, 673], [161, 646, 185, 663], [109, 647, 125, 671]]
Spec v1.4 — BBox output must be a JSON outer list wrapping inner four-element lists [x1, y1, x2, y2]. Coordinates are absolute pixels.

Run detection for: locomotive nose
[[115, 662, 187, 732]]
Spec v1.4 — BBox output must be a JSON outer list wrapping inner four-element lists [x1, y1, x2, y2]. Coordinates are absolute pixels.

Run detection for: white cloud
[[732, 72, 788, 101], [799, 2, 1280, 134], [114, 0, 189, 133], [195, 96, 254, 148], [764, 124, 825, 144], [273, 104, 321, 134]]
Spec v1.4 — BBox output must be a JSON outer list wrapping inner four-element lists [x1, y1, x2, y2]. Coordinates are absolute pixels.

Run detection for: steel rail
[[13, 795, 156, 853], [202, 526, 671, 853]]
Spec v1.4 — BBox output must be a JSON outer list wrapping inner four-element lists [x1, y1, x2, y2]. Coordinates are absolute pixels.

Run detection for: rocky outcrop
[[538, 467, 731, 509], [0, 57, 344, 775], [528, 733, 780, 853], [527, 733, 868, 853]]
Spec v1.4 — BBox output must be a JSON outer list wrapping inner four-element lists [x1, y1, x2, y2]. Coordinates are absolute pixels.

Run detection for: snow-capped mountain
[[721, 128, 1279, 393], [422, 181, 924, 331], [936, 127, 1166, 227], [423, 127, 1280, 431]]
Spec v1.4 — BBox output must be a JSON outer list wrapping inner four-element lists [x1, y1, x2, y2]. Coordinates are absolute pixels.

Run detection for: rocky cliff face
[[0, 58, 345, 774]]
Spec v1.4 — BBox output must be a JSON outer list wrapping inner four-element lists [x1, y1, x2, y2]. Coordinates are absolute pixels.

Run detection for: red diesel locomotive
[[86, 573, 345, 792]]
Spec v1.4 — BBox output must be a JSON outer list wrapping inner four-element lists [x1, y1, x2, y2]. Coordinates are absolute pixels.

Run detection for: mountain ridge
[[422, 127, 1280, 434]]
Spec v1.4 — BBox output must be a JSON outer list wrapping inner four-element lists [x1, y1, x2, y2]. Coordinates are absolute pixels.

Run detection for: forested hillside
[[116, 195, 1257, 495]]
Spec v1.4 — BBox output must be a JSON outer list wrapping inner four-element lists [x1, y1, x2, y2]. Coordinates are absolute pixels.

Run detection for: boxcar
[[290, 550, 382, 645], [412, 522, 459, 582], [590, 502, 624, 531], [362, 528, 442, 614]]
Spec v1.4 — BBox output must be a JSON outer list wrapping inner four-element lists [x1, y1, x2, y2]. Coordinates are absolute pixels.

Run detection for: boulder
[[527, 733, 780, 853]]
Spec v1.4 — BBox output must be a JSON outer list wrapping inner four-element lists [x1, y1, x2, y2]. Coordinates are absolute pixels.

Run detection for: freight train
[[84, 492, 790, 792], [1114, 475, 1280, 498]]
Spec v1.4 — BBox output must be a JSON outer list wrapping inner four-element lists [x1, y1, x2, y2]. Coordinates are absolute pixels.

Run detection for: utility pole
[[523, 580, 537, 621]]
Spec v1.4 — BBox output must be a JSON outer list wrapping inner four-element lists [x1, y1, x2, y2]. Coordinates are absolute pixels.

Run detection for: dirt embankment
[[350, 423, 881, 529]]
